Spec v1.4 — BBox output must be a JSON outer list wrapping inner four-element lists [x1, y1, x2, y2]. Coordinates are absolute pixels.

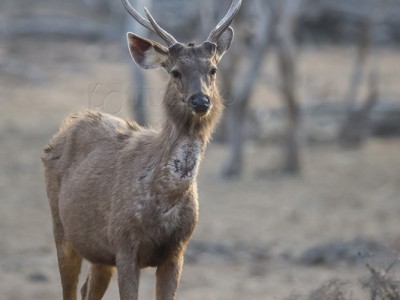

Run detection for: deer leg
[[116, 251, 140, 300], [55, 241, 82, 300], [48, 189, 82, 300], [80, 264, 114, 300], [156, 256, 184, 300]]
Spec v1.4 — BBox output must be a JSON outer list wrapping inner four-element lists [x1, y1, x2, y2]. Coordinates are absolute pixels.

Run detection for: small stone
[[27, 272, 48, 283]]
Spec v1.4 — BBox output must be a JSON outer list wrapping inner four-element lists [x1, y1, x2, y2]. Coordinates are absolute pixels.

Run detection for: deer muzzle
[[188, 94, 211, 115]]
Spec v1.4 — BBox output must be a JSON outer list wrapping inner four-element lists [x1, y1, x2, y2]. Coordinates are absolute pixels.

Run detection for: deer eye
[[171, 70, 182, 79], [210, 68, 218, 76]]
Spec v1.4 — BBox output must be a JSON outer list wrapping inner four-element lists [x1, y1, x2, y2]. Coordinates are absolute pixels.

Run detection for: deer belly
[[72, 240, 116, 266], [61, 214, 115, 264], [59, 198, 115, 265]]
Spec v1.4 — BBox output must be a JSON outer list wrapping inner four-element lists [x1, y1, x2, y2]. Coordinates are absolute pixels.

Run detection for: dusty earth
[[1, 36, 400, 300]]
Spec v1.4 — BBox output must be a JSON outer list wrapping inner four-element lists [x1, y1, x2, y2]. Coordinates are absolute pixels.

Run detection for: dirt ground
[[1, 37, 400, 300]]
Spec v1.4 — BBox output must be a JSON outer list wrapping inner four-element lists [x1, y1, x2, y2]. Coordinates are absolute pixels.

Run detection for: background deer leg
[[156, 257, 184, 300], [55, 241, 82, 300], [80, 264, 114, 300]]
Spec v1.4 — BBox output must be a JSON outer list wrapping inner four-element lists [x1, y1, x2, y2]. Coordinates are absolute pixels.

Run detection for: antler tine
[[207, 0, 242, 43], [121, 0, 178, 47], [144, 8, 178, 47], [121, 0, 154, 32]]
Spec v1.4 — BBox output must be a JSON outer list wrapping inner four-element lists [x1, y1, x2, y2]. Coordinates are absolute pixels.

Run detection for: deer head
[[122, 0, 241, 126]]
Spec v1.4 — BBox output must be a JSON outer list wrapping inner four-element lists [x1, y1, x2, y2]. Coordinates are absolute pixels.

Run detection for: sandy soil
[[1, 37, 400, 299]]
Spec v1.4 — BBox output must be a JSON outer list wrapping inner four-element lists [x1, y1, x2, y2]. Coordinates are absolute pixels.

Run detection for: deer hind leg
[[55, 241, 82, 300], [80, 264, 114, 300], [50, 205, 82, 300]]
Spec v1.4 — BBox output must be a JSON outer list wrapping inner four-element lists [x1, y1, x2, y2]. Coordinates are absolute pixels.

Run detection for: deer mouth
[[192, 106, 210, 117]]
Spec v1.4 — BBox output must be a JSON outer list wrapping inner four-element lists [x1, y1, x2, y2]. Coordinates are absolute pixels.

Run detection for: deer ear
[[215, 27, 234, 60], [127, 32, 169, 69]]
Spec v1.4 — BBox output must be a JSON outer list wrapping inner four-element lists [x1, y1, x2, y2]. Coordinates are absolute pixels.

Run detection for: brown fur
[[42, 31, 234, 299]]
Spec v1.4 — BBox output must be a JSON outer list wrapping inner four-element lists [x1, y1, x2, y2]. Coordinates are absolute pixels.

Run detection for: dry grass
[[362, 261, 400, 300], [285, 280, 352, 300], [287, 261, 400, 300], [307, 280, 351, 300]]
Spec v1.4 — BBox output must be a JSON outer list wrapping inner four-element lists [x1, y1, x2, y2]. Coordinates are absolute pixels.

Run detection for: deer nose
[[188, 94, 211, 114]]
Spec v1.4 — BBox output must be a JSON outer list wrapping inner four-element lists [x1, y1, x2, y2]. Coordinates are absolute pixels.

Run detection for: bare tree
[[218, 0, 274, 177], [339, 72, 379, 147], [338, 15, 381, 147], [273, 0, 303, 174], [124, 0, 152, 126]]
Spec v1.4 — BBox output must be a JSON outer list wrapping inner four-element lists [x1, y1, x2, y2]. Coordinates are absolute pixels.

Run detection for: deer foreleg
[[116, 251, 140, 300], [156, 256, 184, 300]]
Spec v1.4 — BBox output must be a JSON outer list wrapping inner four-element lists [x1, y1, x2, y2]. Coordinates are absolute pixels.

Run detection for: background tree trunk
[[338, 16, 380, 147], [274, 0, 302, 174], [221, 0, 273, 178], [125, 0, 152, 126]]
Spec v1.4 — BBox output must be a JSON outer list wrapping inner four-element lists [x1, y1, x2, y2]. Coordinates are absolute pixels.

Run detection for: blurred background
[[1, 0, 400, 299]]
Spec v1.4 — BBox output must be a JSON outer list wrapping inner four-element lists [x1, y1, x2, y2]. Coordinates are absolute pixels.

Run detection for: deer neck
[[156, 120, 207, 184], [153, 87, 222, 182], [159, 121, 206, 154]]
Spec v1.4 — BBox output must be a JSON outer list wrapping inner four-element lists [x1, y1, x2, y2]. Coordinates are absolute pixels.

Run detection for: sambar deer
[[42, 0, 241, 299]]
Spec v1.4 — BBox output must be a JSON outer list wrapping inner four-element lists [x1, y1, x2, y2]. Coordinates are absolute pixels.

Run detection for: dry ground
[[1, 37, 400, 299]]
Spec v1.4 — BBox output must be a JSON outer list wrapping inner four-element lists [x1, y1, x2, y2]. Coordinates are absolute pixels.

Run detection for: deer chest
[[137, 197, 198, 267]]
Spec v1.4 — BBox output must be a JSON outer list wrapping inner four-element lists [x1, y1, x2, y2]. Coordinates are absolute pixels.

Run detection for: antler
[[122, 0, 242, 46], [207, 0, 242, 43], [121, 0, 178, 47], [143, 8, 178, 47]]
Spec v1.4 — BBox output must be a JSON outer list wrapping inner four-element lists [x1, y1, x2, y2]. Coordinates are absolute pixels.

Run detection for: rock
[[27, 272, 48, 283]]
